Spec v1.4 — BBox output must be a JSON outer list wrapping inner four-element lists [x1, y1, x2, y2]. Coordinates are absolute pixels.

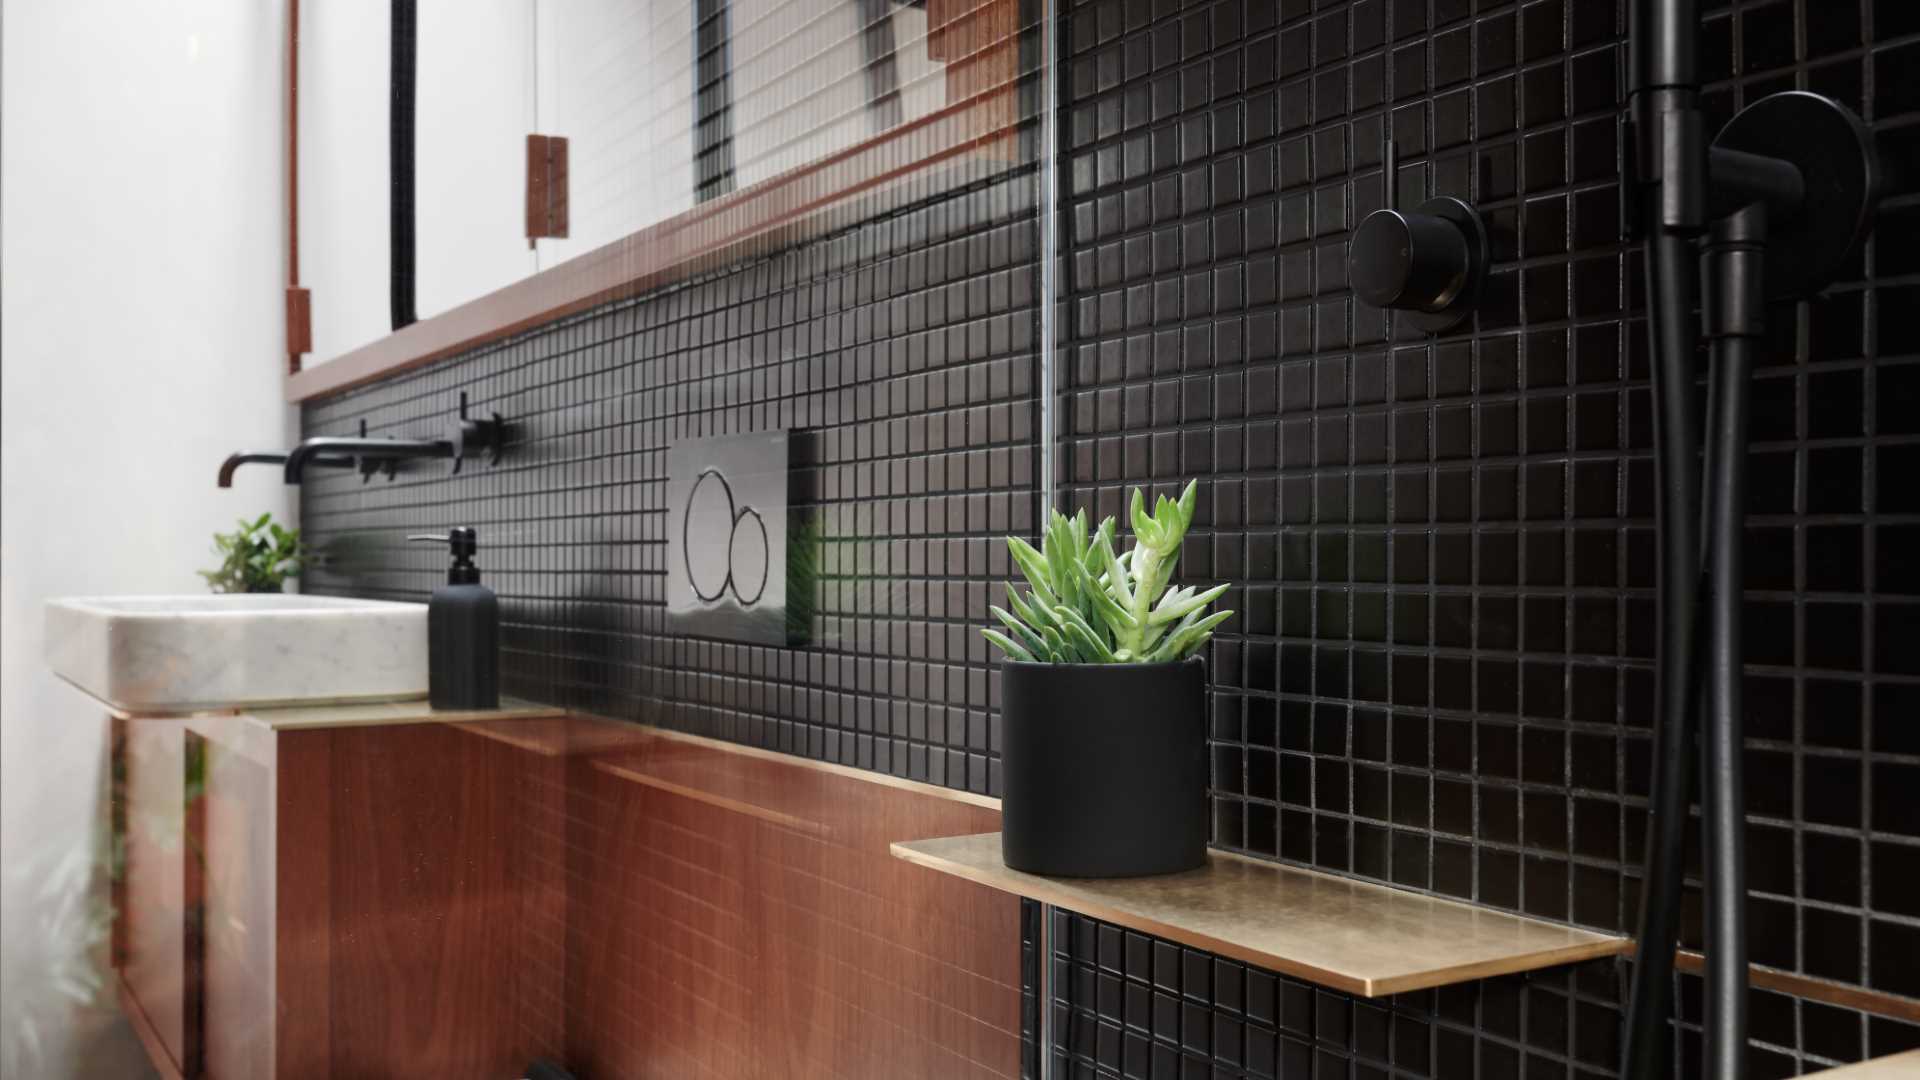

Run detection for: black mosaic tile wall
[[1052, 0, 1920, 1074], [1044, 908, 1628, 1080], [301, 0, 1920, 1074], [302, 167, 1041, 798]]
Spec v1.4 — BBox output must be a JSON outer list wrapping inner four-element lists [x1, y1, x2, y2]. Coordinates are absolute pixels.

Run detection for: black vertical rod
[[1622, 0, 1706, 1076], [1699, 202, 1765, 1080], [389, 0, 418, 330], [1701, 335, 1753, 1080]]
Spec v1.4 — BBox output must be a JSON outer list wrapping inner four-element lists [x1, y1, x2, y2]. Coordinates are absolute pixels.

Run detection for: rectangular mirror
[[292, 0, 1033, 398]]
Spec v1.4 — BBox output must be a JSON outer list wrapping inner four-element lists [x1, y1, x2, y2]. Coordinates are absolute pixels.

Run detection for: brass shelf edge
[[1797, 1049, 1920, 1077], [891, 834, 1630, 1000], [1674, 949, 1920, 1025]]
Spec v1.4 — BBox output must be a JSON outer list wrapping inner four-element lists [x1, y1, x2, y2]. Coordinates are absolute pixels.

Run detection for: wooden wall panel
[[561, 727, 1022, 1080], [273, 730, 332, 1080], [128, 714, 1019, 1079], [317, 723, 566, 1078]]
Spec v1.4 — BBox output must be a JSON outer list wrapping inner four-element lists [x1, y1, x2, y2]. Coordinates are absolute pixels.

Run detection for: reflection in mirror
[[530, 0, 696, 267], [292, 0, 1032, 390], [299, 1, 536, 365]]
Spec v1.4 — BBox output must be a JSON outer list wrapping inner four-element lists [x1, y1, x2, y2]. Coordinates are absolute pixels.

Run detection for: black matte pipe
[[1630, 0, 1695, 92], [1700, 337, 1752, 1080], [1699, 202, 1766, 1080], [1621, 230, 1704, 1080], [219, 451, 352, 488], [389, 0, 417, 330], [1622, 0, 1705, 1074], [283, 436, 451, 484]]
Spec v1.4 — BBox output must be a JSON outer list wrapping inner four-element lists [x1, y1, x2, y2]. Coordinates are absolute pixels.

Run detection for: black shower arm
[[282, 436, 452, 484]]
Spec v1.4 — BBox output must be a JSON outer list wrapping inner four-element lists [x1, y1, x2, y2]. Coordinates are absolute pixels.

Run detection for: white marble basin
[[45, 595, 429, 713]]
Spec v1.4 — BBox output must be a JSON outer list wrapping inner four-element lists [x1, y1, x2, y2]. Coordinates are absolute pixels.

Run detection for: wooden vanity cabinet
[[110, 704, 568, 1080], [110, 704, 1023, 1080]]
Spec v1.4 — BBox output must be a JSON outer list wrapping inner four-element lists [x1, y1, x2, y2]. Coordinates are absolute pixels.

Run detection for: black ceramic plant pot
[[1000, 658, 1208, 877]]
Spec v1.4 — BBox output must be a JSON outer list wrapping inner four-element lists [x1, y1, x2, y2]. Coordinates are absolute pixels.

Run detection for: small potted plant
[[982, 481, 1232, 877], [200, 513, 308, 594]]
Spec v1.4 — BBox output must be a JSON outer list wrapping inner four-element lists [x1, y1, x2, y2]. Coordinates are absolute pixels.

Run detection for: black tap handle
[[447, 392, 508, 474], [1351, 209, 1473, 311], [1347, 196, 1488, 334]]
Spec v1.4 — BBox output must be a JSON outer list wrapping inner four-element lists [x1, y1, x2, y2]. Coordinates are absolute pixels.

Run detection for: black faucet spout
[[283, 437, 453, 484], [219, 451, 352, 488]]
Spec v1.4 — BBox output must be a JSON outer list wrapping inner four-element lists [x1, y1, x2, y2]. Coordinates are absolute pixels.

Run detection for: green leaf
[[1039, 623, 1070, 662], [1096, 533, 1133, 610], [1149, 609, 1234, 661], [202, 513, 304, 593], [1148, 583, 1230, 627], [1008, 538, 1058, 606], [1129, 488, 1158, 548], [1006, 585, 1054, 635], [991, 605, 1048, 656], [1054, 607, 1116, 663], [1087, 581, 1134, 636], [1085, 516, 1116, 578], [981, 629, 1035, 663]]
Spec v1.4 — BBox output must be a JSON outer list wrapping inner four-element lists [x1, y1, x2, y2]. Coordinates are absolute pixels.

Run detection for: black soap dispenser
[[407, 527, 499, 709]]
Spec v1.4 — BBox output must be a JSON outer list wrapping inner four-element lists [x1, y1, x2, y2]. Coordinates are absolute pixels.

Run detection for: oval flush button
[[1349, 196, 1489, 334]]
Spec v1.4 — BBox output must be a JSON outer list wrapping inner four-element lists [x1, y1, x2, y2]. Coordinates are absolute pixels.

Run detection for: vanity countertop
[[240, 697, 562, 731]]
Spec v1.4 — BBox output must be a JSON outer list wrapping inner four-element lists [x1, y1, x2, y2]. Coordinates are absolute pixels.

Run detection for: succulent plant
[[983, 480, 1233, 664]]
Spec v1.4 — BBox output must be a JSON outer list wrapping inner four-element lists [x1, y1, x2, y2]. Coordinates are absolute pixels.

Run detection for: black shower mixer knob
[[1349, 196, 1489, 333]]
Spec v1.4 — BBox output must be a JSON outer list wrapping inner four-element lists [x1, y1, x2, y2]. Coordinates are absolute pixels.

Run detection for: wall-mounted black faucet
[[1347, 136, 1490, 333], [283, 433, 454, 484], [218, 451, 352, 488], [281, 393, 511, 484]]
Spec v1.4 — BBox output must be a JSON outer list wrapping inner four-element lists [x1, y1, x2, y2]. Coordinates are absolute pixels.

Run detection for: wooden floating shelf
[[1801, 1050, 1920, 1077], [890, 833, 1631, 998]]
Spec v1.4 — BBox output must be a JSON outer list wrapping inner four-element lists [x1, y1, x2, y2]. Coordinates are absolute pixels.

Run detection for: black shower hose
[[1697, 205, 1767, 1080], [1621, 229, 1706, 1080]]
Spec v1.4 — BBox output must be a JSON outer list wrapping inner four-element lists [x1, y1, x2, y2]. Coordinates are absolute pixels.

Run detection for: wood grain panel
[[317, 722, 565, 1078], [194, 715, 276, 1080], [123, 718, 190, 1077], [119, 976, 187, 1080], [273, 730, 332, 1080], [562, 727, 1022, 1080], [110, 716, 129, 971], [182, 732, 206, 1078], [124, 711, 1020, 1079]]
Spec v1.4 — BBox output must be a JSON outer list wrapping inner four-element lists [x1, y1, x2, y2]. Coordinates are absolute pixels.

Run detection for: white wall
[[0, 1, 296, 1075], [300, 0, 536, 366], [533, 0, 694, 266]]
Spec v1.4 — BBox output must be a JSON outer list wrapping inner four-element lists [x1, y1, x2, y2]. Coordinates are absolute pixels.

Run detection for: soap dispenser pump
[[406, 527, 499, 709]]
